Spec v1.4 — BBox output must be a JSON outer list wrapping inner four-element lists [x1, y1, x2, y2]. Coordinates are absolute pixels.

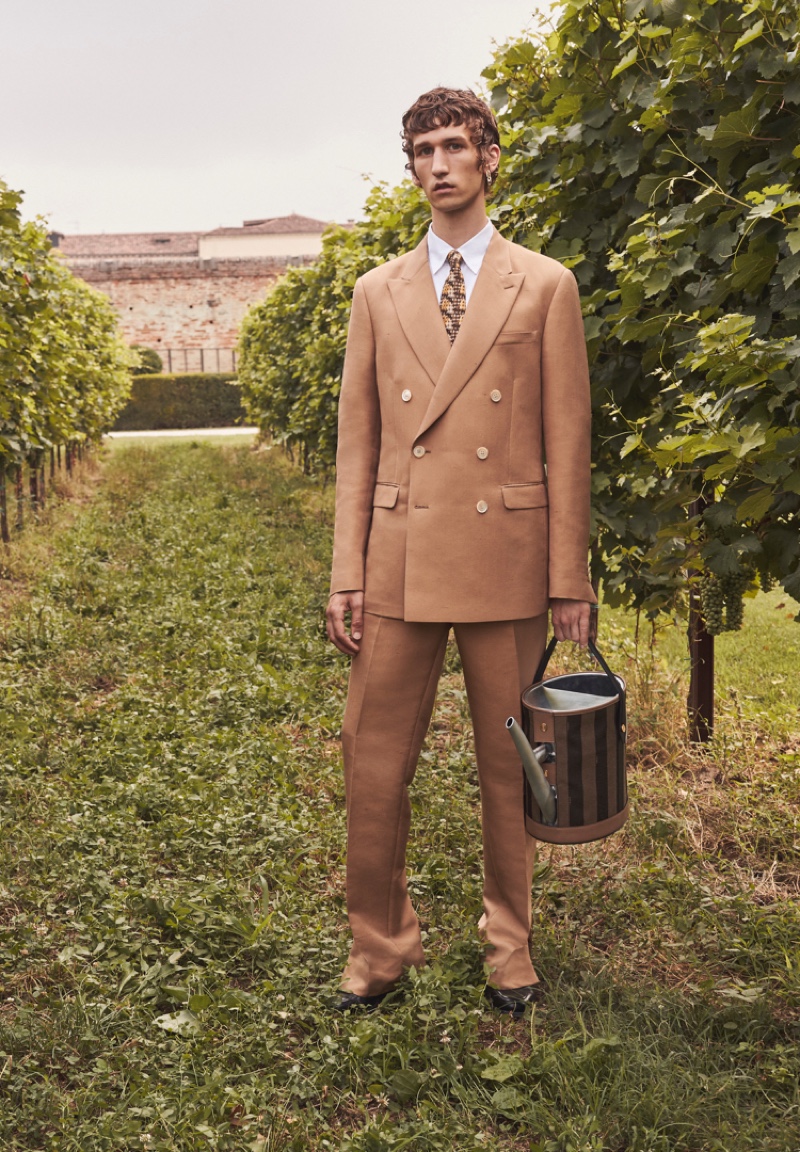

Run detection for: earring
[[486, 169, 495, 188]]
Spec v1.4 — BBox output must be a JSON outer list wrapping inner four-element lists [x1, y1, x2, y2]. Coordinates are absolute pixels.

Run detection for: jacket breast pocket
[[494, 329, 539, 345], [501, 482, 548, 510], [373, 482, 399, 509]]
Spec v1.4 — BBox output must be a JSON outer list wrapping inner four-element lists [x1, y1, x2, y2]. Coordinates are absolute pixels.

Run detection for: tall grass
[[0, 441, 797, 1151]]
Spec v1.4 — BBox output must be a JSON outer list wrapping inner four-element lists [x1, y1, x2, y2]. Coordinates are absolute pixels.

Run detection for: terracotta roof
[[58, 232, 201, 258], [205, 213, 330, 236], [56, 215, 331, 258]]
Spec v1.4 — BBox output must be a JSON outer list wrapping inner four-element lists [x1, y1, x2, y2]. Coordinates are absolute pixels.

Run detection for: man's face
[[410, 122, 495, 214]]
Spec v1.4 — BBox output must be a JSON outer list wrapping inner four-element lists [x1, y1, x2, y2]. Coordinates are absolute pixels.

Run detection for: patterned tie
[[440, 250, 466, 343]]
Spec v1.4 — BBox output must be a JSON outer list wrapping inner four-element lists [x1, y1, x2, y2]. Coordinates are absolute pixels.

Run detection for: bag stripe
[[595, 706, 609, 821], [567, 714, 584, 825]]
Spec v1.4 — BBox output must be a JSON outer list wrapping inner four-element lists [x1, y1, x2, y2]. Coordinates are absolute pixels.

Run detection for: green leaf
[[737, 489, 775, 522], [577, 1035, 623, 1059], [779, 252, 800, 291], [729, 426, 768, 459], [640, 23, 672, 38], [643, 266, 673, 296], [481, 1054, 525, 1082], [733, 19, 764, 51], [387, 1068, 423, 1102], [729, 248, 778, 294], [583, 315, 606, 340], [611, 46, 639, 79], [636, 173, 669, 204], [660, 0, 688, 25], [188, 993, 213, 1012], [491, 1085, 529, 1117], [705, 107, 761, 150]]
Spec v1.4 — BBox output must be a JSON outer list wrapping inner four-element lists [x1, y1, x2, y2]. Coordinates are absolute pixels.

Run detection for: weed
[[0, 441, 797, 1150]]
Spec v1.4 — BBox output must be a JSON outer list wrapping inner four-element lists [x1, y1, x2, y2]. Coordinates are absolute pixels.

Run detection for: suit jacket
[[330, 225, 596, 623]]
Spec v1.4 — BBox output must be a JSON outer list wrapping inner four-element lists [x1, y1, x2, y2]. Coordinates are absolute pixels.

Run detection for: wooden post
[[15, 465, 24, 530], [29, 459, 39, 510], [687, 497, 714, 742], [688, 583, 714, 742], [0, 465, 9, 544]]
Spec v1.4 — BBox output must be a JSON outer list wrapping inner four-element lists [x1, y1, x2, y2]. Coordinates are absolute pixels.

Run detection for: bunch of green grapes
[[699, 573, 725, 633], [699, 570, 751, 634]]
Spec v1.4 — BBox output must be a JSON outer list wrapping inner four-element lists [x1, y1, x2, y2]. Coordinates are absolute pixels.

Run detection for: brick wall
[[73, 255, 313, 372]]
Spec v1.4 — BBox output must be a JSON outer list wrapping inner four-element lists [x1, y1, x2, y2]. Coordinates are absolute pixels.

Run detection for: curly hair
[[401, 87, 500, 190]]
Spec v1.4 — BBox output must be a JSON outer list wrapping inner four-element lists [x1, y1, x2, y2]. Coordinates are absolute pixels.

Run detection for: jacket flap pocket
[[495, 329, 539, 345], [373, 482, 399, 509], [501, 482, 547, 510]]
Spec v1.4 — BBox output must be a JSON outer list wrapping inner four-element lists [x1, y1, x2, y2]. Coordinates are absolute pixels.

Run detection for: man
[[326, 87, 595, 1015]]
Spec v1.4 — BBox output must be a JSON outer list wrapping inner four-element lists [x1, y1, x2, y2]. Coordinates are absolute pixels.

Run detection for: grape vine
[[0, 179, 132, 538], [239, 0, 800, 624]]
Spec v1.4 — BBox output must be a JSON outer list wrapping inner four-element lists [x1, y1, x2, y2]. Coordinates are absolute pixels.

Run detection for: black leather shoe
[[484, 983, 544, 1016], [333, 991, 388, 1013]]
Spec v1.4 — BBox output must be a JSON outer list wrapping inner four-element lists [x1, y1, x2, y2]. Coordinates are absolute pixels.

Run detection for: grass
[[599, 587, 800, 741], [0, 440, 798, 1151]]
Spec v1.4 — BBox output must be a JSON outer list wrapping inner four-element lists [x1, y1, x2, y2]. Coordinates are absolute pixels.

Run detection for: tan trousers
[[340, 611, 548, 996]]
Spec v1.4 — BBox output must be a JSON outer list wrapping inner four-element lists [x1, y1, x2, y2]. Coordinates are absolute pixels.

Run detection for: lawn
[[0, 441, 798, 1151]]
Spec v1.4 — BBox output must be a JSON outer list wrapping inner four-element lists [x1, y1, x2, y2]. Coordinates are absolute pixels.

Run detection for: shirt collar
[[428, 219, 494, 275]]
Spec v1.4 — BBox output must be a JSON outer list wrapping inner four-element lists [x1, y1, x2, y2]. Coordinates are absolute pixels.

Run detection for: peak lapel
[[387, 239, 450, 388], [415, 231, 524, 440]]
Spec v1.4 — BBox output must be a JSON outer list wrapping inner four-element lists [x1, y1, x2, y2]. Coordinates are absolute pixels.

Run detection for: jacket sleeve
[[540, 268, 597, 604], [329, 276, 381, 596]]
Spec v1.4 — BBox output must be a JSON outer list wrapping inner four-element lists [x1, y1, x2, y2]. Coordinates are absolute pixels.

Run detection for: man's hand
[[551, 598, 594, 649], [326, 590, 365, 655]]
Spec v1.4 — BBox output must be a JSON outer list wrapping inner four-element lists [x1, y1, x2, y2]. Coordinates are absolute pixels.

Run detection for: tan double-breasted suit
[[331, 226, 595, 996]]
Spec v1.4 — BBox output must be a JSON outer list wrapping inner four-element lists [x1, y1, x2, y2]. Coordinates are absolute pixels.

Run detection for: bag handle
[[532, 637, 627, 740], [533, 636, 615, 684]]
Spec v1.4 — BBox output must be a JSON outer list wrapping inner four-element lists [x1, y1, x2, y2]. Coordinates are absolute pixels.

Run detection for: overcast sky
[[1, 1, 553, 236]]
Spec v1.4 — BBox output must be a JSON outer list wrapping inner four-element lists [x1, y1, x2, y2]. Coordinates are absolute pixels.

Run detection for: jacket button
[[490, 390, 502, 402], [401, 389, 412, 402], [476, 500, 488, 514], [413, 445, 426, 458], [476, 446, 489, 460]]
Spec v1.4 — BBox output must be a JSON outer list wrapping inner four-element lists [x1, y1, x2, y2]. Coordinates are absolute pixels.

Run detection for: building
[[54, 214, 330, 373]]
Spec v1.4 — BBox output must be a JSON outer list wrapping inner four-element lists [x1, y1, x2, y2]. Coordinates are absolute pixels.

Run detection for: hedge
[[113, 374, 247, 431]]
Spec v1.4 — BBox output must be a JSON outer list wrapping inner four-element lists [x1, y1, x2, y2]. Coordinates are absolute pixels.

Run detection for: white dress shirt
[[427, 220, 493, 306]]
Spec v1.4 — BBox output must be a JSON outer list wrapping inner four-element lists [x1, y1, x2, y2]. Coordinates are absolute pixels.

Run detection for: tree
[[0, 179, 132, 489], [485, 0, 800, 632]]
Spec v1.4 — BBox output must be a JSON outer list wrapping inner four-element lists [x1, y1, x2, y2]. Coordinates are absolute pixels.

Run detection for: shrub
[[130, 345, 163, 375], [113, 374, 246, 431]]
